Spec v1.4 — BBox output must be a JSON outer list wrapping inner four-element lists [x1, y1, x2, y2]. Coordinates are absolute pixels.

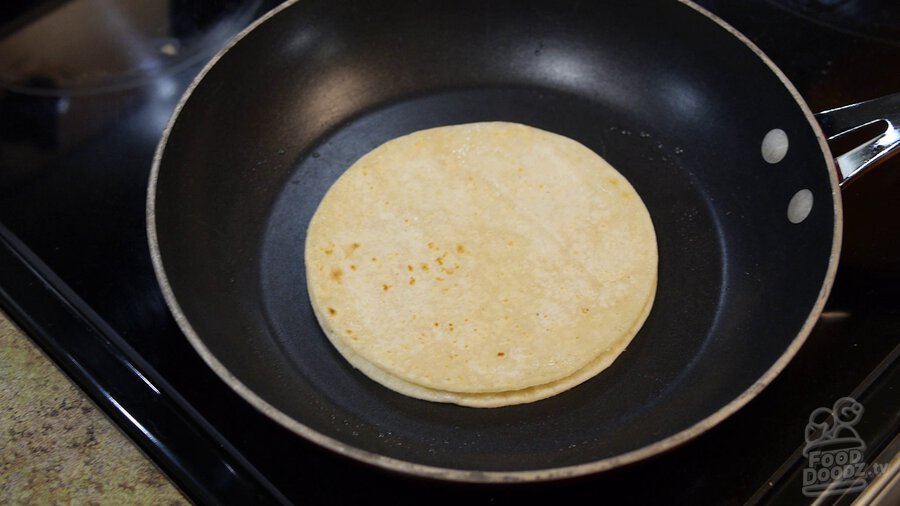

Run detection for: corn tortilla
[[305, 122, 657, 406]]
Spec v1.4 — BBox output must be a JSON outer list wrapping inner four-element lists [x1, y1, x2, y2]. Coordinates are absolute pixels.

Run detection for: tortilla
[[305, 122, 657, 407]]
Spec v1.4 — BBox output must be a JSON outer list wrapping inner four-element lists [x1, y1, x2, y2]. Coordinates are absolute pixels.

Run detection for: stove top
[[1, 1, 898, 504]]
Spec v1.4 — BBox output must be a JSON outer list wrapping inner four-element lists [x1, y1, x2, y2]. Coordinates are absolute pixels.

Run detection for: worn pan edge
[[146, 0, 843, 483]]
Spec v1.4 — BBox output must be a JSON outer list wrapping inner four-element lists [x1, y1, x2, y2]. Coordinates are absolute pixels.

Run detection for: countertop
[[0, 310, 188, 504]]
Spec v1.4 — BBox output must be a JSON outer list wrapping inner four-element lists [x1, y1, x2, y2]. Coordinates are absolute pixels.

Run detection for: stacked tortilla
[[305, 122, 657, 407]]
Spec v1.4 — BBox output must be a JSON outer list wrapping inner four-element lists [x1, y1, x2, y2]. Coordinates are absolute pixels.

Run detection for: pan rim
[[146, 0, 843, 483]]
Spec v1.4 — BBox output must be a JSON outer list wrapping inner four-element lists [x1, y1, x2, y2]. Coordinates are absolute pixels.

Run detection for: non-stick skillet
[[148, 0, 900, 481]]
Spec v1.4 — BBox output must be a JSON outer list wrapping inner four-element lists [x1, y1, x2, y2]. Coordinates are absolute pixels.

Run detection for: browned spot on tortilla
[[350, 265, 357, 271], [456, 244, 465, 254], [581, 307, 590, 314], [327, 307, 336, 316], [324, 247, 334, 255], [427, 242, 438, 251], [407, 264, 414, 271], [497, 352, 505, 357], [409, 276, 416, 286], [346, 329, 353, 335], [330, 268, 343, 283], [383, 284, 391, 292], [420, 263, 429, 271]]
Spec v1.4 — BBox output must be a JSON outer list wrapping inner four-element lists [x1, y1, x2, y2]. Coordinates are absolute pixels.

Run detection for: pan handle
[[814, 93, 900, 187]]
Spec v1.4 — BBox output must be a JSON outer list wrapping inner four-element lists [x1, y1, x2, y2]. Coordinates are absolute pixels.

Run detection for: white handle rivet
[[762, 128, 789, 164], [787, 189, 813, 224]]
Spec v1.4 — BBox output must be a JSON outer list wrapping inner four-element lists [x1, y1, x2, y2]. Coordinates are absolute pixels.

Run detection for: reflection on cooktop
[[0, 0, 261, 94], [766, 0, 900, 44]]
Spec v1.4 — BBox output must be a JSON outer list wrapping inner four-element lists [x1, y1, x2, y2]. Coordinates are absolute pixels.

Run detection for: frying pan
[[147, 0, 900, 481]]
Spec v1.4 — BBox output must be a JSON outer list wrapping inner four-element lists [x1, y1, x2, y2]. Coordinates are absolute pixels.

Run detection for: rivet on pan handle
[[815, 93, 900, 187]]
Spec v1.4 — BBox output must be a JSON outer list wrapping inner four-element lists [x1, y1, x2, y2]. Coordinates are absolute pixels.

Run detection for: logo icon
[[802, 397, 867, 497]]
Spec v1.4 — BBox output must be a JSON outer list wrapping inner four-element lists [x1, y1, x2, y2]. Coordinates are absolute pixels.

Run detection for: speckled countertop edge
[[0, 310, 189, 505]]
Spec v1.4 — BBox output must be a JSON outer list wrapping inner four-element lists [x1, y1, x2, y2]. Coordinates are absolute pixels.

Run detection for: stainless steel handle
[[814, 93, 900, 187]]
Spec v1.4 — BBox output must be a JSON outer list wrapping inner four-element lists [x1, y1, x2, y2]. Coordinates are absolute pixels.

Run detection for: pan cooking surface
[[261, 88, 723, 471], [152, 0, 838, 476]]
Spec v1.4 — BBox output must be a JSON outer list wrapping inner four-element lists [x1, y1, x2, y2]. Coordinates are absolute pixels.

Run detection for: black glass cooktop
[[1, 1, 898, 504]]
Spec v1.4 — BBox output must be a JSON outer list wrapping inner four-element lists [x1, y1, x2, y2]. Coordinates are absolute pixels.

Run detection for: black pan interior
[[153, 0, 836, 473]]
